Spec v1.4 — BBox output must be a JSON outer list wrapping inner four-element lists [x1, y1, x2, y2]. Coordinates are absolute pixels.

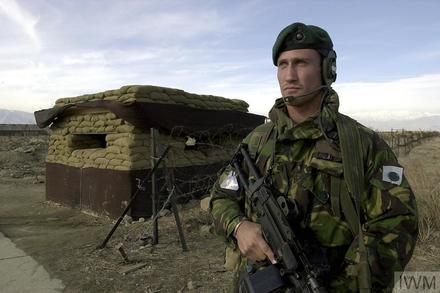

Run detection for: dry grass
[[398, 137, 440, 270], [403, 159, 440, 242]]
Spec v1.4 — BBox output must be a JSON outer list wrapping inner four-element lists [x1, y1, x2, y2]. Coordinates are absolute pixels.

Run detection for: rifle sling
[[335, 113, 371, 293], [330, 176, 342, 219]]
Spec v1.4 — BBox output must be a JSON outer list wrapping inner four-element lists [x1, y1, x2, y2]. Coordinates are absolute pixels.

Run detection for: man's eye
[[278, 61, 287, 67]]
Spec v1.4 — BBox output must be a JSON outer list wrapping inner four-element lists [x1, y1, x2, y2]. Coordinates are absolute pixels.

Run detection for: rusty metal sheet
[[46, 161, 225, 219], [80, 167, 149, 218], [46, 163, 81, 207]]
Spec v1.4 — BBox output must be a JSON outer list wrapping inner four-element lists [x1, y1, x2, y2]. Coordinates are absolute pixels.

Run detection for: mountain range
[[1, 108, 439, 131], [0, 109, 36, 124], [350, 112, 440, 131], [356, 116, 440, 132]]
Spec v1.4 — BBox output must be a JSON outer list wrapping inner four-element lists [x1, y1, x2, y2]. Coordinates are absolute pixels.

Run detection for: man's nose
[[285, 65, 298, 82]]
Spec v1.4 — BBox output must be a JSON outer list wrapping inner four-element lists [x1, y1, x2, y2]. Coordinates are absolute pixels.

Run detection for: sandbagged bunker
[[35, 85, 264, 219]]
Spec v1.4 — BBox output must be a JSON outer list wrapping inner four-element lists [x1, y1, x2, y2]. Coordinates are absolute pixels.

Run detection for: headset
[[322, 49, 337, 86], [293, 25, 337, 86]]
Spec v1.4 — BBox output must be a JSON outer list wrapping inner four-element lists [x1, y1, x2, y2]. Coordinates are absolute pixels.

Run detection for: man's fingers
[[235, 221, 277, 263], [250, 251, 267, 262], [260, 241, 276, 264], [246, 240, 267, 261]]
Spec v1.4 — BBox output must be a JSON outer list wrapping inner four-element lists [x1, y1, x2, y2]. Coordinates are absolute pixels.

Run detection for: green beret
[[272, 22, 333, 65]]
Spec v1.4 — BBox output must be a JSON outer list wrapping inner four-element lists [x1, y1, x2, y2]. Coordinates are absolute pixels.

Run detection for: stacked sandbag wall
[[54, 85, 249, 112], [46, 109, 231, 171], [47, 110, 137, 170]]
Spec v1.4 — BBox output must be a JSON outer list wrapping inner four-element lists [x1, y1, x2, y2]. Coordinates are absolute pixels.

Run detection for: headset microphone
[[282, 85, 329, 105]]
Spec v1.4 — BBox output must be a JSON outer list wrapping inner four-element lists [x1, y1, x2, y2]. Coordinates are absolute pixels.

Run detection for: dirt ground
[[0, 176, 232, 292], [0, 135, 232, 292], [0, 134, 439, 292]]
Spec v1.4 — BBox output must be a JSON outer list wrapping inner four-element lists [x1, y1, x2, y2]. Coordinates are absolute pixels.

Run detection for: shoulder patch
[[220, 171, 239, 191], [382, 165, 403, 185]]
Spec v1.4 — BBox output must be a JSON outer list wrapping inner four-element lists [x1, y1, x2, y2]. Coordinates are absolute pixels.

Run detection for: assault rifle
[[231, 144, 327, 293]]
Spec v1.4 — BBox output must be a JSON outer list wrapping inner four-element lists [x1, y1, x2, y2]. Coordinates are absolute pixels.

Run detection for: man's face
[[277, 49, 322, 100]]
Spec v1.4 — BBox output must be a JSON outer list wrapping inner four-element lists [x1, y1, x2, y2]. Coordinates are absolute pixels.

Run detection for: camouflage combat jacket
[[208, 89, 418, 292]]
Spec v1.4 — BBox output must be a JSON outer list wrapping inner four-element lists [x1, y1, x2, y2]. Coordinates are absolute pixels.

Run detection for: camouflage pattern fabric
[[208, 89, 418, 292]]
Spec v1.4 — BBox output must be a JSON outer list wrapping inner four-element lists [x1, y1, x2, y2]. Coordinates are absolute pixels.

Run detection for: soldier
[[209, 22, 418, 292]]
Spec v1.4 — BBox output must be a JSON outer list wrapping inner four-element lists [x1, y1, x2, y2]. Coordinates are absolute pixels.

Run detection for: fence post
[[390, 129, 394, 151], [151, 128, 159, 244]]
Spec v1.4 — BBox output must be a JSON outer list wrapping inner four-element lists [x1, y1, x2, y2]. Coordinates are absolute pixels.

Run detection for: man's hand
[[235, 220, 276, 264]]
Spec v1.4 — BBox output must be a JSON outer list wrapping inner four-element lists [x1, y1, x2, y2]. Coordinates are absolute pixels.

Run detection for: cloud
[[335, 74, 440, 115], [406, 50, 440, 61], [140, 10, 230, 40], [58, 49, 158, 66], [2, 41, 440, 119], [0, 61, 124, 112], [210, 83, 279, 117], [0, 0, 40, 47], [28, 1, 239, 52], [207, 73, 440, 118], [0, 1, 439, 120], [0, 1, 250, 112], [205, 74, 440, 118]]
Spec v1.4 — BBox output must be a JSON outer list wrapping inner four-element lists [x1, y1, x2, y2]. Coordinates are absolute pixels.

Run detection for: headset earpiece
[[322, 50, 337, 86]]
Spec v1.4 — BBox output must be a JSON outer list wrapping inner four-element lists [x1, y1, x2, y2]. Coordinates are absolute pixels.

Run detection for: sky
[[0, 0, 440, 120]]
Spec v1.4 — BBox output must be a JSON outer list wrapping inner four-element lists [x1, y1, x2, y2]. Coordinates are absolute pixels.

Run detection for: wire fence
[[379, 129, 440, 157], [0, 124, 47, 136], [148, 127, 439, 215], [147, 125, 246, 211]]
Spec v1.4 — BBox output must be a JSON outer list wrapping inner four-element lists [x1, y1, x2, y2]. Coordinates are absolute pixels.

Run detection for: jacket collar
[[268, 88, 340, 141]]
